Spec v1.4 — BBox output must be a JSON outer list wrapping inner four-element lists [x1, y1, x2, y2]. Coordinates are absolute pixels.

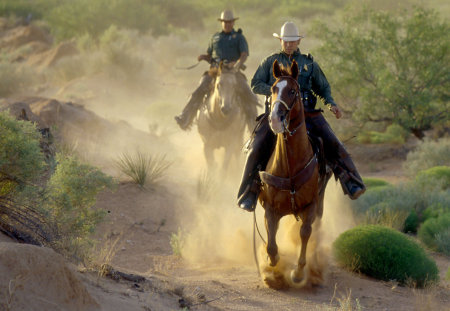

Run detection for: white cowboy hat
[[273, 21, 304, 41], [218, 10, 239, 21]]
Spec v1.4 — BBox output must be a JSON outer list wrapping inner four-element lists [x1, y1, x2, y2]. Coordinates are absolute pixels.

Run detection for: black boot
[[338, 172, 366, 200], [175, 93, 202, 130], [236, 113, 276, 212], [237, 181, 260, 212]]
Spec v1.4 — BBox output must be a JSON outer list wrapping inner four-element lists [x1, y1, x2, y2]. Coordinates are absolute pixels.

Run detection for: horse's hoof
[[290, 269, 304, 284]]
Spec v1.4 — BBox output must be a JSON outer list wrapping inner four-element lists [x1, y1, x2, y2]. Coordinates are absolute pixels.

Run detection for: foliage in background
[[0, 0, 203, 41], [403, 138, 450, 177], [417, 213, 450, 255], [350, 166, 450, 236], [313, 7, 449, 139], [115, 150, 172, 189], [362, 177, 391, 189], [357, 124, 409, 144], [333, 225, 439, 287]]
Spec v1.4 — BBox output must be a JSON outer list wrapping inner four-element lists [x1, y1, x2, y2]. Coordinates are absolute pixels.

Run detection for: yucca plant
[[115, 150, 171, 188]]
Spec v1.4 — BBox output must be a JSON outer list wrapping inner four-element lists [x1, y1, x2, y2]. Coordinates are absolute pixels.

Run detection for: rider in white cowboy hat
[[175, 10, 259, 131], [237, 21, 366, 212]]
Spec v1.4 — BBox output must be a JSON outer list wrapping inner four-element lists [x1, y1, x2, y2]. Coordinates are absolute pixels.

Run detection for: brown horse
[[258, 60, 331, 286], [197, 64, 246, 172]]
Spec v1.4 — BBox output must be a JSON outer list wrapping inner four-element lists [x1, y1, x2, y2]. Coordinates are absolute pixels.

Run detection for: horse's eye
[[290, 89, 296, 95]]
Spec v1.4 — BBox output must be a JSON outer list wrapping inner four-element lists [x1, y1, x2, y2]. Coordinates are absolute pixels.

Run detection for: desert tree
[[313, 7, 449, 139]]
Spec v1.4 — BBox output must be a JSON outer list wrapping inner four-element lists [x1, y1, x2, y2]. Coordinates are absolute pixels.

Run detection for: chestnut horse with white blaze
[[259, 59, 330, 285]]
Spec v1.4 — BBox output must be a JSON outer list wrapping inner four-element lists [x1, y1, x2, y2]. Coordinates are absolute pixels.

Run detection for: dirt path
[[86, 167, 450, 311]]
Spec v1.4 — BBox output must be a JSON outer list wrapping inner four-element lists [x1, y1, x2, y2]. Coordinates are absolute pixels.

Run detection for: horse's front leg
[[264, 207, 281, 267], [291, 202, 316, 283]]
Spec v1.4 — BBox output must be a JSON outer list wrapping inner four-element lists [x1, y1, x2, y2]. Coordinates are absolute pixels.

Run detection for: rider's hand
[[330, 105, 342, 119]]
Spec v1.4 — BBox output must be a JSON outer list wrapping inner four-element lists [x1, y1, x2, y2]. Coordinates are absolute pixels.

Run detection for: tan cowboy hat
[[218, 10, 238, 21], [273, 21, 304, 41]]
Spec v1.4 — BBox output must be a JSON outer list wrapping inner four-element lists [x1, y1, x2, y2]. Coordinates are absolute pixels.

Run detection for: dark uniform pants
[[178, 72, 214, 121]]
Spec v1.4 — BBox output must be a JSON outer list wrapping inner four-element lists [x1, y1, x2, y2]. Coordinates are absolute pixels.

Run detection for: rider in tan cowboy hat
[[237, 21, 366, 212], [175, 10, 259, 131]]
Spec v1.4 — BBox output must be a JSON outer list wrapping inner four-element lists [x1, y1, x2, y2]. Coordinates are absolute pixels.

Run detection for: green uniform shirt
[[251, 49, 336, 107], [207, 29, 249, 64]]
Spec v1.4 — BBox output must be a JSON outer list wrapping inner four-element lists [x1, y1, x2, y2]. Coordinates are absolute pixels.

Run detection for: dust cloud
[[32, 21, 357, 287]]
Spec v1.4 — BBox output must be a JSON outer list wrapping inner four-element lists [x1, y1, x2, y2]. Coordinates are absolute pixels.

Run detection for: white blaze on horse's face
[[270, 80, 288, 133]]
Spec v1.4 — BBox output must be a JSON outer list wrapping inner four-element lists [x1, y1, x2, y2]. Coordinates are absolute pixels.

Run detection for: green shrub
[[170, 228, 184, 257], [350, 175, 450, 230], [403, 138, 450, 177], [362, 177, 391, 189], [45, 153, 115, 263], [446, 266, 450, 281], [403, 209, 419, 233], [415, 166, 450, 190], [0, 111, 44, 194], [333, 225, 439, 287], [435, 228, 450, 256], [418, 213, 450, 252], [363, 203, 410, 231]]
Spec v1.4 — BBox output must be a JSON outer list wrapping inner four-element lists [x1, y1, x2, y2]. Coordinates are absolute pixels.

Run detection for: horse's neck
[[269, 117, 313, 178]]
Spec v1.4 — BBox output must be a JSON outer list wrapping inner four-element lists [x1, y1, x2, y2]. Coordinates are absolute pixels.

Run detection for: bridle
[[271, 75, 304, 137]]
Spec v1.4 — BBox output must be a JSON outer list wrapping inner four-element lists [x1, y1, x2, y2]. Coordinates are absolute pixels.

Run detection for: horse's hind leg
[[265, 208, 281, 267], [291, 203, 316, 284]]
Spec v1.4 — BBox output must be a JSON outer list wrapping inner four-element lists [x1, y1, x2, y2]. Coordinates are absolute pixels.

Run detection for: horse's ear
[[273, 60, 281, 79], [291, 60, 299, 79]]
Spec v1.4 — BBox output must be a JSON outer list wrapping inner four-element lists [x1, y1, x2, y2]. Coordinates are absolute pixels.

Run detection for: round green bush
[[333, 225, 439, 287], [418, 213, 450, 251]]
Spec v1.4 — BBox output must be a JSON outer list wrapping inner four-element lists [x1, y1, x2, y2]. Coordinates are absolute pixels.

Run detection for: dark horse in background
[[197, 63, 248, 173], [258, 60, 331, 287]]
